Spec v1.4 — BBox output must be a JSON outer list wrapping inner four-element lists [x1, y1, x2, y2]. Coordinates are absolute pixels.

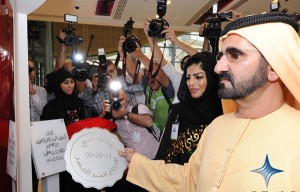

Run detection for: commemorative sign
[[64, 128, 127, 189]]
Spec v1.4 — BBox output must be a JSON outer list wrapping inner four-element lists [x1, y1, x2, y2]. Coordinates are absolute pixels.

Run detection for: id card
[[133, 131, 141, 143], [170, 123, 179, 140], [151, 100, 156, 110]]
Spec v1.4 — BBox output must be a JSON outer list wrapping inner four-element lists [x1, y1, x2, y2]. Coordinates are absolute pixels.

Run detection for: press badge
[[171, 116, 179, 140], [133, 131, 141, 142], [151, 100, 157, 110]]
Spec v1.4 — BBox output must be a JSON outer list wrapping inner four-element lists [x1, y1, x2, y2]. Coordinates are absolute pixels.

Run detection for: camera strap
[[131, 103, 160, 142], [132, 59, 141, 84], [122, 52, 141, 85]]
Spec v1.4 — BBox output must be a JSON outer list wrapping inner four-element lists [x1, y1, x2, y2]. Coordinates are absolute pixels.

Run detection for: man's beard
[[218, 59, 269, 99]]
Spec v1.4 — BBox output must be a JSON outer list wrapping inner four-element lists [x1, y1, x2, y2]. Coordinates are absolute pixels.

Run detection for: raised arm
[[163, 26, 198, 56], [143, 18, 168, 67], [127, 38, 170, 88], [118, 36, 143, 83], [55, 32, 67, 71]]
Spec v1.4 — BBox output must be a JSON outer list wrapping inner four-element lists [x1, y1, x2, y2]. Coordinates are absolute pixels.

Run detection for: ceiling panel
[[28, 0, 300, 33]]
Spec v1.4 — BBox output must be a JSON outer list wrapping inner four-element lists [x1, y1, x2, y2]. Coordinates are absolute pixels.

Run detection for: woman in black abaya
[[155, 52, 223, 165], [41, 68, 97, 192]]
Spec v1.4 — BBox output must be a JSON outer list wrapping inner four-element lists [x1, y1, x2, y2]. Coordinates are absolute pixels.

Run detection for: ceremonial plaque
[[64, 128, 127, 189]]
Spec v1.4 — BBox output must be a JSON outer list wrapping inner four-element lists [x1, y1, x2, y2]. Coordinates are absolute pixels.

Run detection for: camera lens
[[73, 68, 88, 81], [149, 22, 160, 34], [98, 75, 108, 89], [123, 38, 137, 53], [148, 19, 169, 39], [111, 100, 121, 111]]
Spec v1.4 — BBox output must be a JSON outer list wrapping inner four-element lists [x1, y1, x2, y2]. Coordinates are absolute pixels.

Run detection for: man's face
[[214, 34, 269, 100], [107, 64, 117, 79], [144, 69, 161, 91], [28, 61, 35, 82]]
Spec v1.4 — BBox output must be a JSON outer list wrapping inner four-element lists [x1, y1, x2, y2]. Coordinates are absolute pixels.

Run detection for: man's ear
[[268, 65, 279, 82]]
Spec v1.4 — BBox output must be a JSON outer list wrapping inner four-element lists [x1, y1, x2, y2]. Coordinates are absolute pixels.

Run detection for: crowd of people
[[28, 10, 300, 192]]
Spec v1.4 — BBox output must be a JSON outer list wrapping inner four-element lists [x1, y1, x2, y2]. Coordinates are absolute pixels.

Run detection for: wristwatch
[[124, 111, 129, 120]]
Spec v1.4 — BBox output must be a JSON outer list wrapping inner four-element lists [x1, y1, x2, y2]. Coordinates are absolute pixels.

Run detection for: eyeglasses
[[216, 48, 259, 63]]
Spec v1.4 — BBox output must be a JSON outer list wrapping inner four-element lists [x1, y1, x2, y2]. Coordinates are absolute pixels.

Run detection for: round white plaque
[[64, 128, 127, 189]]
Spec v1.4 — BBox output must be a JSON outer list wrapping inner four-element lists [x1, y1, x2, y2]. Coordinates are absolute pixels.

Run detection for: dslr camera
[[109, 80, 122, 111], [61, 14, 83, 46], [148, 0, 169, 39], [122, 17, 141, 53], [110, 98, 122, 111], [71, 63, 89, 81]]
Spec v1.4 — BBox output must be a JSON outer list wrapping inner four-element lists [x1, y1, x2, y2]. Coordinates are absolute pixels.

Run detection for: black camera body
[[97, 48, 110, 89], [148, 0, 169, 39], [123, 17, 134, 37], [98, 71, 109, 89], [123, 35, 141, 53], [203, 17, 222, 38], [148, 18, 169, 39], [122, 17, 141, 53], [72, 67, 88, 81], [61, 14, 83, 46], [219, 12, 233, 22], [110, 98, 122, 111]]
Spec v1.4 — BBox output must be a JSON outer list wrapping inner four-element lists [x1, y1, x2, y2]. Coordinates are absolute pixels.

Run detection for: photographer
[[118, 35, 175, 132], [143, 18, 182, 104], [92, 59, 145, 115], [99, 87, 159, 192], [99, 87, 159, 159], [46, 31, 96, 117]]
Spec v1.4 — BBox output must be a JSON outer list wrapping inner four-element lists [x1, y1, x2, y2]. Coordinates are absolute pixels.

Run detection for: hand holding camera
[[145, 0, 169, 39], [163, 26, 179, 45]]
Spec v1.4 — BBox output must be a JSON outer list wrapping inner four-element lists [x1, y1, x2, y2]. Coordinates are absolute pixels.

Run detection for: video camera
[[269, 0, 300, 21], [203, 4, 232, 39], [148, 0, 169, 39], [60, 14, 83, 46], [122, 17, 141, 53]]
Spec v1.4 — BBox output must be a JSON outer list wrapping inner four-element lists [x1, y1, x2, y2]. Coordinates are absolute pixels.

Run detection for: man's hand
[[143, 17, 153, 39], [111, 103, 127, 119], [227, 10, 243, 22], [163, 26, 179, 44], [118, 36, 126, 59], [99, 100, 110, 118], [29, 80, 36, 96], [118, 148, 135, 164], [198, 22, 208, 37]]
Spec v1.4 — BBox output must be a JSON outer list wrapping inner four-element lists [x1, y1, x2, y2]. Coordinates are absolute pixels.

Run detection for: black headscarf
[[51, 69, 81, 110], [173, 51, 223, 126]]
